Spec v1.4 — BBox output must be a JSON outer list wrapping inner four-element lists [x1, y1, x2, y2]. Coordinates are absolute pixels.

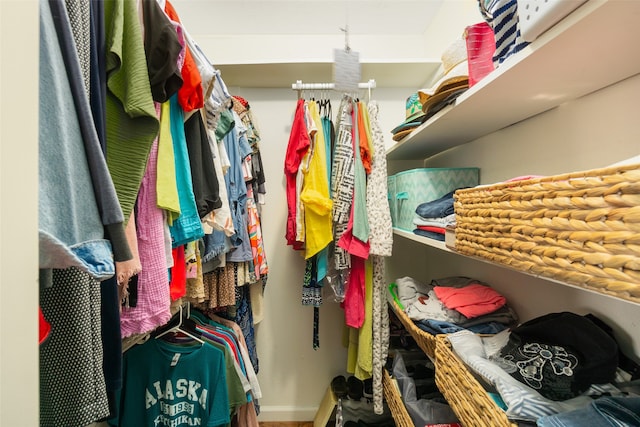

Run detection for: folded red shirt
[[434, 283, 506, 318], [416, 225, 445, 234]]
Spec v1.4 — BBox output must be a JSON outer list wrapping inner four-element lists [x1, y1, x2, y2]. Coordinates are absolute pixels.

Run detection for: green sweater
[[104, 0, 159, 221]]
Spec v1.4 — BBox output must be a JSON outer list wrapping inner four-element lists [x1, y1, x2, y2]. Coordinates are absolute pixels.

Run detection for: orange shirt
[[357, 101, 372, 174], [164, 1, 204, 112]]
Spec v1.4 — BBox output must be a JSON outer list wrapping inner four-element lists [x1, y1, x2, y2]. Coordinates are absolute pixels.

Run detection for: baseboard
[[257, 405, 318, 422]]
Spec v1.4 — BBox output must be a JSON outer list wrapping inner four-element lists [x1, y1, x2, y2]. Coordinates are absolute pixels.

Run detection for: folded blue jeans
[[415, 190, 456, 219], [537, 396, 640, 427]]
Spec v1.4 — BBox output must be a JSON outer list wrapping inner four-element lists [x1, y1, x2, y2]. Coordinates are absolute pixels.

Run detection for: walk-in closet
[[1, 1, 639, 426]]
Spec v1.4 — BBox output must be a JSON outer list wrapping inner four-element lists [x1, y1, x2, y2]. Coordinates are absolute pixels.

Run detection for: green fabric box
[[387, 174, 397, 227], [391, 168, 479, 231]]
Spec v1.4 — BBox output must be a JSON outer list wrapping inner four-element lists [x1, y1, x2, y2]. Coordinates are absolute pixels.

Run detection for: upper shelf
[[386, 0, 640, 160], [217, 61, 440, 89]]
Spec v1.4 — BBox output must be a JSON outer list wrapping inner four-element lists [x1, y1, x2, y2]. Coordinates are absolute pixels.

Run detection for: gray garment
[[48, 0, 131, 263], [40, 0, 114, 279], [395, 276, 434, 307], [40, 267, 109, 427]]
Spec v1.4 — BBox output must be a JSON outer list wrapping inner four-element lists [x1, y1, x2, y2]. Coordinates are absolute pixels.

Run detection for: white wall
[[0, 1, 40, 425], [229, 87, 413, 420]]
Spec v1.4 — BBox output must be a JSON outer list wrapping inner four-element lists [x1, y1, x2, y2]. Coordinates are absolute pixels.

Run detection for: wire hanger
[[154, 303, 204, 344]]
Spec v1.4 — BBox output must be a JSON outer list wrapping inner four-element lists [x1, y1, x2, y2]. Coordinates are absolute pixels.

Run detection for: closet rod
[[291, 79, 376, 91]]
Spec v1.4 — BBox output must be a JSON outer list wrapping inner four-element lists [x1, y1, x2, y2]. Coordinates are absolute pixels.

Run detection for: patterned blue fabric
[[537, 397, 640, 427], [481, 0, 530, 66], [415, 319, 507, 335], [222, 116, 252, 262]]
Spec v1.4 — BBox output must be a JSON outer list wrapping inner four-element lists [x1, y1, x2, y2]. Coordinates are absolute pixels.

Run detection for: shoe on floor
[[347, 376, 364, 401], [331, 375, 348, 399]]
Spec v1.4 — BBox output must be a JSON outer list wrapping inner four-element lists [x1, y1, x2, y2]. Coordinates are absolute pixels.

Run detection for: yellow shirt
[[300, 101, 333, 259], [156, 101, 181, 224]]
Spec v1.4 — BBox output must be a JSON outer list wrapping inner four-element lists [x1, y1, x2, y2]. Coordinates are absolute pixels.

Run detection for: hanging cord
[[340, 0, 351, 52]]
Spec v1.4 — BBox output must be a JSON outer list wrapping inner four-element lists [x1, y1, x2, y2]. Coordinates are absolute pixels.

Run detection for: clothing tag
[[170, 353, 180, 367], [333, 48, 360, 92]]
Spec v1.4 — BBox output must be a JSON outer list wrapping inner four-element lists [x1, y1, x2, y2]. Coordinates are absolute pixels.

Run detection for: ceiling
[[169, 0, 482, 88], [171, 0, 444, 37]]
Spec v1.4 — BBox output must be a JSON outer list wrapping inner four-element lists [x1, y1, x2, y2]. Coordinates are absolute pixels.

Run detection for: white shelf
[[393, 228, 640, 306], [392, 228, 450, 252], [217, 60, 440, 89], [386, 0, 640, 160]]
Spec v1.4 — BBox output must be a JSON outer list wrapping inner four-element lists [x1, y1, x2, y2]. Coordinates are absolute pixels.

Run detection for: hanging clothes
[[120, 122, 172, 338], [331, 97, 356, 271], [183, 110, 222, 218], [40, 0, 116, 281], [168, 94, 205, 247], [140, 0, 183, 103], [156, 100, 181, 222], [366, 98, 394, 415], [223, 110, 253, 263], [300, 100, 333, 259], [163, 0, 204, 114], [40, 267, 110, 427], [104, 0, 159, 222], [284, 99, 310, 250], [112, 339, 230, 427], [365, 101, 393, 257]]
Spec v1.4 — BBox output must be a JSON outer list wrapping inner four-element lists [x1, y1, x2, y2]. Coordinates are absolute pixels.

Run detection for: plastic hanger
[[154, 303, 204, 344]]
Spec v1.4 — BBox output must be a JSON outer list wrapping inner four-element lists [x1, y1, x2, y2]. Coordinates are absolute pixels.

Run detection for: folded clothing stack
[[391, 276, 517, 335], [447, 312, 640, 423], [412, 189, 463, 241]]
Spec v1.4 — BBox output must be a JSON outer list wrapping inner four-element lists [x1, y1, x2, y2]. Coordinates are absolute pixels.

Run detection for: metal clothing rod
[[291, 79, 376, 91]]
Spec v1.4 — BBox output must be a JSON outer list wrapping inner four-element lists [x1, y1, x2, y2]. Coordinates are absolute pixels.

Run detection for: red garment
[[433, 283, 506, 319], [233, 95, 249, 108], [343, 255, 366, 328], [284, 99, 310, 249], [337, 208, 370, 259], [164, 1, 203, 112], [416, 225, 445, 234], [39, 306, 51, 345], [169, 246, 187, 300]]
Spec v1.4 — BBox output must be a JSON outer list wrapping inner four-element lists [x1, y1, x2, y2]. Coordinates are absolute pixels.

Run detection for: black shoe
[[347, 376, 364, 401], [331, 375, 348, 399], [363, 377, 373, 401]]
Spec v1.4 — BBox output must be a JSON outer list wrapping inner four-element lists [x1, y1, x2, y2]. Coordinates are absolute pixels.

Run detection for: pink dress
[[120, 126, 171, 337]]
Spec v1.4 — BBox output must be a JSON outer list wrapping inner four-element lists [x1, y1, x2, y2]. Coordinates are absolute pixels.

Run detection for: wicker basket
[[388, 299, 439, 359], [382, 368, 414, 427], [454, 163, 640, 303], [435, 335, 516, 427]]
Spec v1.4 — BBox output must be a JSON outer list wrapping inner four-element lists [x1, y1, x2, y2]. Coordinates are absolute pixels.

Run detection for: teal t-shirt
[[112, 339, 230, 427]]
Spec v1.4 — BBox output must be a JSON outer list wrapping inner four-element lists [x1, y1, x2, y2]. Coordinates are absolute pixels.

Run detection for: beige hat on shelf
[[418, 38, 469, 104]]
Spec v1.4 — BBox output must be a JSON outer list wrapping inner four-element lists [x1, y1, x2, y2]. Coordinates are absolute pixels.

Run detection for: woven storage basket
[[454, 163, 640, 303], [382, 368, 414, 427], [389, 299, 438, 359], [435, 335, 516, 427]]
